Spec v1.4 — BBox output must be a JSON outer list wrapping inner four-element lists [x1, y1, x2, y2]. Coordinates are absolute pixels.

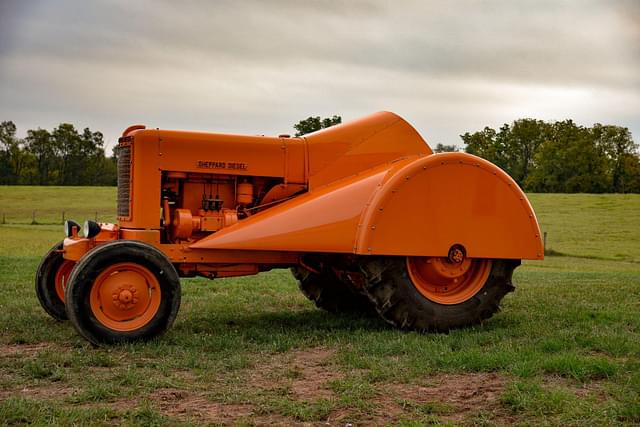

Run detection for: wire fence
[[0, 210, 117, 225]]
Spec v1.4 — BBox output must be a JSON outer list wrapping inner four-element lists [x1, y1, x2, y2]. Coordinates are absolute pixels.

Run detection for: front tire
[[65, 241, 181, 345], [35, 241, 75, 321], [358, 256, 519, 331]]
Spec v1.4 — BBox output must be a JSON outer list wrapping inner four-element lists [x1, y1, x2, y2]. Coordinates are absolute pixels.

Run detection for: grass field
[[0, 186, 638, 426]]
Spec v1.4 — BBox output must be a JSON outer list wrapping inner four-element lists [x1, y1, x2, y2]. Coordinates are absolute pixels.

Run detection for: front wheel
[[358, 256, 519, 332], [65, 241, 181, 345], [35, 241, 75, 321]]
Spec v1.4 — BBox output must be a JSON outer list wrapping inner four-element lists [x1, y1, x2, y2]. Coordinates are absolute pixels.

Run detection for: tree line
[[462, 119, 640, 193], [0, 121, 116, 186], [1, 117, 639, 192]]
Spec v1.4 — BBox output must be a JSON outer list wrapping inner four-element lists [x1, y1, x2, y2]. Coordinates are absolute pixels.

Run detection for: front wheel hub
[[90, 263, 161, 331]]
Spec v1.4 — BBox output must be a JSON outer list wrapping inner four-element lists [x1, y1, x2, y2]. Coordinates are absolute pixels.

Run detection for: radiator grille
[[117, 145, 131, 218]]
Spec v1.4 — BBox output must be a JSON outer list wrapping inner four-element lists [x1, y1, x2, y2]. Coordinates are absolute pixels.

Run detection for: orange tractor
[[36, 112, 543, 345]]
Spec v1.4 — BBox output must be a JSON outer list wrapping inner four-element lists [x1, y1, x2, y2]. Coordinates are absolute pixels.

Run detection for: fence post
[[62, 211, 65, 225], [543, 231, 547, 253], [1, 212, 5, 224], [31, 210, 37, 225]]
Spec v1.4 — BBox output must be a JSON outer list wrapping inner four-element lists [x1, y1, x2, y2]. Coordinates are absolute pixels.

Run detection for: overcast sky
[[1, 0, 638, 152]]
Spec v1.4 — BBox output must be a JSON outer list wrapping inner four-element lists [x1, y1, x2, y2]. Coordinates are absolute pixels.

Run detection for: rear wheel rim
[[89, 262, 162, 332], [406, 256, 492, 305], [54, 260, 75, 302]]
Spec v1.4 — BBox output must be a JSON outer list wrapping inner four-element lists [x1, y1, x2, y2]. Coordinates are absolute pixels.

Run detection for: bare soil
[[0, 342, 54, 357], [249, 347, 342, 401]]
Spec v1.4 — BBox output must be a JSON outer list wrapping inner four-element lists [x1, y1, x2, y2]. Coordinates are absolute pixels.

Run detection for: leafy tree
[[463, 120, 549, 187], [502, 119, 550, 186], [294, 115, 342, 136], [24, 128, 54, 185], [0, 121, 22, 184], [591, 124, 639, 193], [12, 122, 117, 186], [461, 126, 503, 167], [433, 143, 459, 153], [525, 120, 610, 192]]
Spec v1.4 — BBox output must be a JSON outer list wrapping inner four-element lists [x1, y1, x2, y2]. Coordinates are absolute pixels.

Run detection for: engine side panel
[[188, 164, 394, 252]]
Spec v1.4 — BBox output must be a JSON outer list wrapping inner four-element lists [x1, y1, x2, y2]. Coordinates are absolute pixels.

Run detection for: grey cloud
[[0, 0, 638, 150]]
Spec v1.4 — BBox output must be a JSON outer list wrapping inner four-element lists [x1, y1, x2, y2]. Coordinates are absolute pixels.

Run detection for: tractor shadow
[[173, 305, 517, 350], [175, 307, 392, 343]]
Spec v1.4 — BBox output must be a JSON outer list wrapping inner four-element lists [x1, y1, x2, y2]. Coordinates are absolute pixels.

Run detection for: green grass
[[0, 188, 639, 425], [0, 186, 116, 225], [528, 193, 640, 262]]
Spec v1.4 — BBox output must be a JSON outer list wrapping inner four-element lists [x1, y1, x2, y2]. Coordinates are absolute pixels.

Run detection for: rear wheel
[[35, 241, 75, 321], [358, 254, 519, 331], [65, 241, 181, 345], [292, 262, 374, 314]]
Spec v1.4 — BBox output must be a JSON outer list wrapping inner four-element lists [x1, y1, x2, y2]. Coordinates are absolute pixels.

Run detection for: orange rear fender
[[356, 152, 543, 260]]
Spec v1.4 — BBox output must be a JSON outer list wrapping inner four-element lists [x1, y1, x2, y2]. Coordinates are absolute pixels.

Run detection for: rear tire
[[358, 257, 518, 331], [35, 241, 75, 321], [292, 263, 374, 314], [65, 240, 181, 345]]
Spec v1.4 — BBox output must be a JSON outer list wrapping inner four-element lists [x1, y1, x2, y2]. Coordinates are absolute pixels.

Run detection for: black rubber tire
[[292, 265, 375, 314], [35, 241, 71, 321], [65, 240, 181, 345], [357, 257, 519, 332]]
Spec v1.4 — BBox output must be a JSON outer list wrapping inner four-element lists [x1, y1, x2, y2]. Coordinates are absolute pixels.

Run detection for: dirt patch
[[0, 343, 54, 358], [153, 388, 253, 419], [249, 348, 342, 401], [0, 383, 76, 401], [150, 388, 299, 425], [289, 348, 341, 400], [350, 372, 512, 425]]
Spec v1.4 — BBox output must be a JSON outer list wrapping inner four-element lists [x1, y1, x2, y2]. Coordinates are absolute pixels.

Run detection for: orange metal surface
[[63, 237, 92, 261], [406, 257, 492, 304], [89, 262, 161, 332], [304, 111, 432, 188], [356, 152, 543, 259], [259, 183, 306, 206], [63, 111, 543, 278], [119, 229, 161, 245], [189, 163, 392, 252], [236, 182, 254, 205], [189, 152, 542, 260], [54, 260, 75, 301], [118, 128, 306, 229]]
